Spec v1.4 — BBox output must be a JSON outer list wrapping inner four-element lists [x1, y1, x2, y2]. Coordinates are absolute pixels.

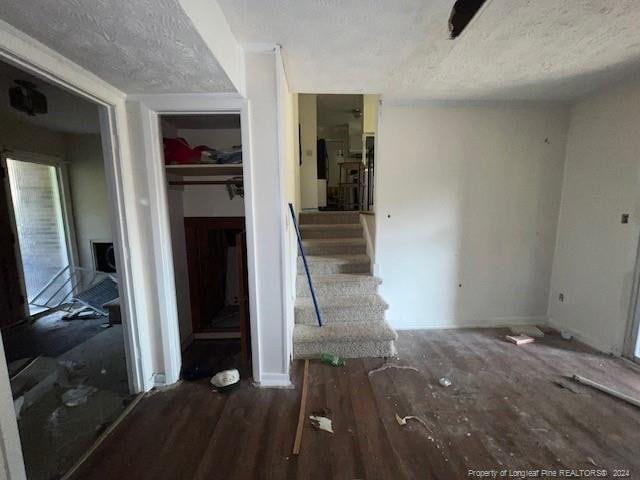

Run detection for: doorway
[[0, 59, 135, 480], [3, 154, 73, 318], [298, 94, 378, 212], [160, 113, 252, 381]]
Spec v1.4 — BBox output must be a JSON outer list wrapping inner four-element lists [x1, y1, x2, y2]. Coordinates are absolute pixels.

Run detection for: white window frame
[[2, 151, 80, 310]]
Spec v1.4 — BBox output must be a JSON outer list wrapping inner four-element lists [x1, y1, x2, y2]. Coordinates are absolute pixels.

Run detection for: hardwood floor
[[71, 328, 640, 480]]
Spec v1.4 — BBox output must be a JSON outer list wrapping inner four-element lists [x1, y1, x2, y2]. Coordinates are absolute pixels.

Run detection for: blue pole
[[289, 203, 323, 327]]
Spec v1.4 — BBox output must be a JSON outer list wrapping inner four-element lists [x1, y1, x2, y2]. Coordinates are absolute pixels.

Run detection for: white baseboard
[[257, 372, 292, 388], [547, 317, 619, 355], [393, 316, 548, 331], [153, 373, 166, 387]]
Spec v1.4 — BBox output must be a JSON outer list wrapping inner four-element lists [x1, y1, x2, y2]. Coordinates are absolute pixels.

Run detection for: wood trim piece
[[292, 359, 309, 455]]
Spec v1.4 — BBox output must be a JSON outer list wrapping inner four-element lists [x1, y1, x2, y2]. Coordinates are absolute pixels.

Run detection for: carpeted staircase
[[293, 211, 398, 359]]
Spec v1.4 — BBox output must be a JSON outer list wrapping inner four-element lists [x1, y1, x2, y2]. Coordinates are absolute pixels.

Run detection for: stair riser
[[300, 227, 363, 239], [299, 260, 370, 275], [295, 307, 386, 326], [294, 340, 397, 359], [301, 243, 365, 255], [296, 279, 379, 297], [299, 213, 360, 225]]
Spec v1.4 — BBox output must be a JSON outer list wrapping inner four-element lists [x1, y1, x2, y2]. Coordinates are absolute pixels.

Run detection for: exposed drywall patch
[[0, 0, 235, 93]]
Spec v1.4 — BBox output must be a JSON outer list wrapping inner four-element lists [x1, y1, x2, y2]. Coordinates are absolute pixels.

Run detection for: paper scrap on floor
[[505, 334, 535, 345], [309, 415, 333, 433]]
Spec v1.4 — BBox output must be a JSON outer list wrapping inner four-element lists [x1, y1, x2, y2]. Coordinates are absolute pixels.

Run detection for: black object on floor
[[2, 310, 106, 363], [181, 340, 248, 381]]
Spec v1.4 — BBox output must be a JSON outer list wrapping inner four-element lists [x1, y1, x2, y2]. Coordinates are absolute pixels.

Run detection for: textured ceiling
[[0, 60, 100, 134], [219, 0, 640, 101], [0, 0, 235, 94]]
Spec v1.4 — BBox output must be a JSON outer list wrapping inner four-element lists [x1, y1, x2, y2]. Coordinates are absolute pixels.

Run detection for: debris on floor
[[505, 334, 535, 345], [438, 377, 452, 388], [561, 330, 573, 340], [368, 362, 419, 376], [321, 352, 345, 367], [571, 374, 640, 409], [509, 325, 545, 338], [210, 369, 240, 392], [62, 307, 101, 321], [395, 413, 429, 430], [61, 385, 98, 407], [309, 415, 333, 433], [552, 379, 582, 394]]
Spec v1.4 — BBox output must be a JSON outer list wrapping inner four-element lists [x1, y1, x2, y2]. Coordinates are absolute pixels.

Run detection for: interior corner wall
[[276, 50, 298, 366], [245, 50, 289, 384], [124, 101, 166, 384], [66, 133, 113, 270], [166, 185, 193, 345], [548, 78, 640, 355], [298, 94, 318, 210], [376, 102, 569, 330]]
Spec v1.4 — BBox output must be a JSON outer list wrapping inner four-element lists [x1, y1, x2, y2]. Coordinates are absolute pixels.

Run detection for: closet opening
[[160, 113, 251, 381]]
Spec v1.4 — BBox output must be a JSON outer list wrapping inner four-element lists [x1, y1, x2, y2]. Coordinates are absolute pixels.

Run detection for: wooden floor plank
[[71, 329, 640, 480]]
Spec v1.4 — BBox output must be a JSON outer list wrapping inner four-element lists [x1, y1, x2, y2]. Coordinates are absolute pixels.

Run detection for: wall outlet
[[558, 293, 564, 302]]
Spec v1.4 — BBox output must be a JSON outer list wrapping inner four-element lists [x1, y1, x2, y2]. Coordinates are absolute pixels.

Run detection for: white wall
[[166, 186, 193, 346], [244, 50, 289, 385], [299, 94, 318, 209], [66, 134, 113, 270], [377, 102, 569, 330], [548, 78, 640, 355], [363, 94, 378, 134], [182, 184, 244, 217], [0, 111, 66, 157], [276, 48, 298, 367]]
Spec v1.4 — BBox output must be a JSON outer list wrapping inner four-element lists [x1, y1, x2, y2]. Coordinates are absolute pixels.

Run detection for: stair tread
[[296, 293, 387, 309], [302, 254, 369, 264], [296, 273, 379, 283], [300, 223, 362, 230], [293, 320, 397, 343], [302, 238, 365, 246]]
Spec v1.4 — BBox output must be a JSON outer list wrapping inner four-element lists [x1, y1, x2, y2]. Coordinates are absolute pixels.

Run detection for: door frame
[[126, 94, 261, 386], [0, 20, 148, 480], [624, 233, 640, 363], [1, 151, 80, 314]]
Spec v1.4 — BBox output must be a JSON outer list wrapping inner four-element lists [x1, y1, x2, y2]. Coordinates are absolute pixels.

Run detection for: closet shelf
[[165, 164, 243, 178]]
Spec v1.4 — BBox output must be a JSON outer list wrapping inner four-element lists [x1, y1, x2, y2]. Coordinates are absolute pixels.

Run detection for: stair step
[[296, 274, 381, 297], [299, 223, 363, 239], [301, 238, 366, 255], [295, 294, 388, 325], [293, 320, 398, 359], [299, 254, 370, 275], [299, 211, 360, 225]]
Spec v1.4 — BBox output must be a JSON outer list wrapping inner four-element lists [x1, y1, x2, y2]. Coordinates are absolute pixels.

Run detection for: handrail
[[288, 203, 323, 327]]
